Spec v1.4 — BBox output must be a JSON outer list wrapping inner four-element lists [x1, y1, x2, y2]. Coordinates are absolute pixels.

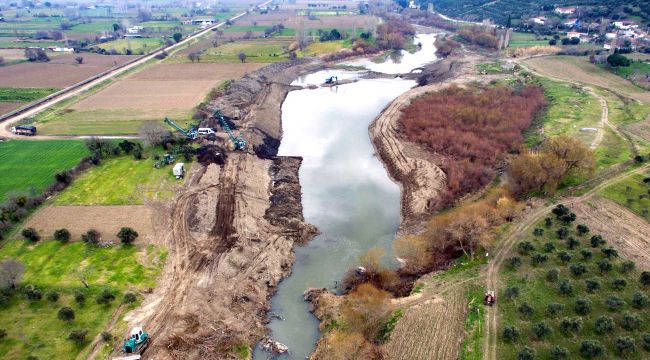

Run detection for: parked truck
[[11, 125, 36, 136]]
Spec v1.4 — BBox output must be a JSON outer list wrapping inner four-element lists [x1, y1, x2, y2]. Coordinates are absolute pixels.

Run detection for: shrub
[[517, 346, 535, 360], [545, 217, 553, 227], [595, 315, 614, 334], [576, 224, 589, 235], [570, 264, 587, 277], [612, 278, 627, 291], [67, 329, 88, 344], [81, 229, 100, 244], [546, 269, 560, 282], [560, 213, 576, 225], [631, 291, 649, 309], [507, 257, 522, 269], [101, 331, 112, 342], [585, 279, 601, 293], [580, 340, 604, 358], [556, 227, 569, 239], [597, 260, 613, 274], [117, 227, 138, 245], [557, 251, 571, 264], [45, 290, 59, 302], [502, 325, 520, 343], [518, 302, 534, 318], [518, 241, 535, 255], [601, 247, 619, 258], [559, 317, 582, 334], [547, 303, 565, 317], [640, 271, 650, 286], [604, 295, 625, 312], [615, 336, 636, 355], [74, 291, 86, 305], [543, 242, 555, 253], [620, 312, 641, 331], [580, 249, 593, 260], [642, 333, 650, 351], [21, 228, 40, 242], [0, 328, 6, 339], [621, 261, 636, 273], [533, 228, 544, 236], [504, 286, 520, 300], [559, 279, 573, 296], [57, 306, 75, 322], [531, 322, 551, 340], [607, 53, 631, 67], [590, 235, 605, 248], [53, 228, 70, 242], [566, 237, 579, 250], [552, 204, 570, 217], [123, 292, 137, 304], [575, 298, 592, 315], [550, 345, 569, 359], [531, 254, 548, 266], [96, 289, 115, 305], [24, 285, 42, 301]]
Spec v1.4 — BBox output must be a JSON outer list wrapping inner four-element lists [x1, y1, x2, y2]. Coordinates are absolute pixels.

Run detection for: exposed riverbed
[[254, 33, 438, 359]]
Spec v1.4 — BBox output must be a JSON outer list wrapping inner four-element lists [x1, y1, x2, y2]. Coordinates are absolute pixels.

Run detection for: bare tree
[[75, 56, 84, 64], [0, 258, 25, 289], [238, 52, 247, 63], [187, 51, 200, 63], [139, 122, 171, 147]]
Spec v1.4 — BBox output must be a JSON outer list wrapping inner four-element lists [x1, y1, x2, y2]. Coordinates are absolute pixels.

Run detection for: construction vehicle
[[11, 125, 36, 136], [164, 117, 198, 140], [213, 110, 247, 151], [154, 153, 174, 168], [173, 162, 185, 179], [484, 290, 496, 306], [325, 76, 338, 84], [112, 327, 149, 360]]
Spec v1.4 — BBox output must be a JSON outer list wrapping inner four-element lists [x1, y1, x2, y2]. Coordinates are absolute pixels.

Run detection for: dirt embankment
[[122, 59, 322, 359]]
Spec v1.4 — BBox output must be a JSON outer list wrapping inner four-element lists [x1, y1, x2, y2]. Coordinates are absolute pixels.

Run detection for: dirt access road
[[0, 1, 271, 139], [483, 163, 650, 360]]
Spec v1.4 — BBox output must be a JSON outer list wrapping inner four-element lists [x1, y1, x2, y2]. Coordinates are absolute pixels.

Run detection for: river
[[254, 33, 438, 360]]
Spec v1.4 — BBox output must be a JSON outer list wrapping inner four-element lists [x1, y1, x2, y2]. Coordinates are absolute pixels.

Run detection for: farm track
[[483, 163, 650, 360], [0, 1, 272, 140]]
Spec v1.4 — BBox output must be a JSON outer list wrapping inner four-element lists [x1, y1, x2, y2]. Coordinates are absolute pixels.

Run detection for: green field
[[68, 21, 114, 33], [509, 32, 551, 47], [0, 87, 59, 102], [196, 40, 289, 63], [0, 239, 165, 359], [599, 171, 650, 220], [0, 140, 90, 202], [96, 37, 165, 54], [55, 156, 187, 205], [607, 62, 650, 79], [0, 40, 66, 48], [498, 207, 650, 359]]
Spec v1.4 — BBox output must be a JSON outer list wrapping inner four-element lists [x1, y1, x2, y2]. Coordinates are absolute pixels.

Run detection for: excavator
[[164, 117, 199, 140], [213, 109, 247, 151], [112, 327, 150, 360], [325, 75, 338, 84]]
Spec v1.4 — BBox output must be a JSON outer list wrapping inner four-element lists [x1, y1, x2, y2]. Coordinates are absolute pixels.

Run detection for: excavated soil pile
[[197, 145, 227, 166]]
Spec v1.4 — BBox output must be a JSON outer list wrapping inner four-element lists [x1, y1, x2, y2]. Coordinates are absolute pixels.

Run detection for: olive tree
[[0, 258, 24, 289]]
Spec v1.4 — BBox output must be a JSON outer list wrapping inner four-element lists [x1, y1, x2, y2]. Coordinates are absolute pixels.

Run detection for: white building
[[532, 16, 547, 25], [614, 20, 638, 30], [554, 7, 576, 15]]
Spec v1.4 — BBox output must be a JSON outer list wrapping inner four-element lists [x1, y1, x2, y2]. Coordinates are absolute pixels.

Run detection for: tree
[[24, 48, 49, 62], [53, 228, 70, 242], [0, 258, 24, 289], [556, 227, 569, 239], [547, 303, 565, 317], [58, 306, 75, 322], [74, 291, 86, 305], [532, 322, 552, 341], [581, 249, 593, 260], [502, 325, 520, 343], [602, 247, 619, 258], [238, 51, 247, 63], [575, 297, 592, 315], [615, 336, 636, 356], [590, 235, 605, 248], [518, 241, 535, 255], [566, 236, 579, 250], [612, 278, 627, 291], [340, 283, 393, 340], [188, 51, 201, 62], [85, 137, 116, 159], [559, 317, 582, 334], [75, 56, 83, 64], [550, 345, 569, 359], [605, 295, 625, 311], [607, 53, 631, 67], [394, 235, 430, 273], [518, 302, 534, 318], [45, 290, 60, 302], [67, 330, 88, 344], [631, 291, 649, 309], [504, 286, 520, 300], [507, 257, 522, 269], [546, 269, 560, 282], [22, 227, 40, 242], [598, 260, 613, 274], [585, 279, 601, 293], [112, 23, 121, 32], [96, 289, 116, 305], [559, 279, 573, 296], [570, 264, 587, 277], [641, 271, 650, 286], [576, 224, 589, 235], [101, 331, 112, 342], [620, 312, 641, 331], [138, 122, 170, 147], [642, 333, 650, 351], [595, 315, 614, 334], [24, 285, 42, 301], [621, 261, 636, 273], [446, 215, 489, 260], [123, 292, 137, 303], [117, 227, 138, 245], [172, 32, 183, 43], [81, 229, 100, 245], [0, 328, 6, 339], [557, 251, 571, 263], [580, 340, 604, 358]]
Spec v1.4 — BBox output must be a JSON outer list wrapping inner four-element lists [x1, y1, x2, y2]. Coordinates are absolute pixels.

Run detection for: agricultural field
[[96, 38, 165, 55], [508, 32, 551, 47], [524, 56, 650, 104], [0, 54, 135, 88], [54, 156, 187, 205], [0, 140, 90, 202], [0, 238, 165, 360], [191, 39, 291, 63], [599, 171, 650, 221], [0, 87, 59, 115], [498, 205, 650, 359], [33, 62, 264, 135]]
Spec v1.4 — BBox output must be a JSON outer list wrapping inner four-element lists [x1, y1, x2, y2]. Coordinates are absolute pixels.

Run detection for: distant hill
[[425, 0, 650, 26]]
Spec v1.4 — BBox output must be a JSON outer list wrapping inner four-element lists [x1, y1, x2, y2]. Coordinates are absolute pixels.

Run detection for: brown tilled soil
[[626, 117, 650, 143], [0, 102, 23, 115], [21, 205, 156, 243], [72, 63, 265, 110], [0, 54, 135, 88], [571, 197, 650, 270]]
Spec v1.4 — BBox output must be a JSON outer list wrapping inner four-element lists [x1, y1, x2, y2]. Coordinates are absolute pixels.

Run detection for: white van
[[198, 128, 216, 135], [172, 163, 185, 179]]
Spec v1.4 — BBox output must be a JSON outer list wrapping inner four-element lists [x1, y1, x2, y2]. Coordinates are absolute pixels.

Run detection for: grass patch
[[0, 239, 165, 359], [605, 62, 650, 79], [599, 170, 650, 220], [460, 284, 485, 360], [54, 156, 187, 205], [0, 87, 59, 102], [96, 37, 165, 54], [0, 140, 90, 202], [594, 128, 633, 171], [498, 209, 650, 359], [508, 32, 551, 47], [68, 21, 114, 33], [197, 40, 288, 63], [298, 39, 350, 56]]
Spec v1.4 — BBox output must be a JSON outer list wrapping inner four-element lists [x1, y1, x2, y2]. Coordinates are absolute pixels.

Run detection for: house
[[614, 20, 638, 30], [127, 26, 143, 34], [123, 34, 142, 38], [408, 0, 418, 9], [564, 18, 579, 27], [605, 32, 617, 40], [48, 46, 74, 52], [531, 16, 547, 25], [567, 31, 582, 39], [603, 43, 611, 50], [554, 7, 576, 15]]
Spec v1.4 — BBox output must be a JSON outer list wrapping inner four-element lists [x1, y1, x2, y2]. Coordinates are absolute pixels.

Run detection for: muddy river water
[[254, 33, 438, 359]]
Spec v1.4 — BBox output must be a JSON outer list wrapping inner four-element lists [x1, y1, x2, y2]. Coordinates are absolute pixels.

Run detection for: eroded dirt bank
[[123, 60, 322, 359]]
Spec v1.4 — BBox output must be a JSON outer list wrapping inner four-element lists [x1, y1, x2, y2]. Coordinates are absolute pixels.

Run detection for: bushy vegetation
[[499, 205, 650, 358], [0, 87, 59, 102], [400, 84, 546, 206], [457, 25, 499, 49]]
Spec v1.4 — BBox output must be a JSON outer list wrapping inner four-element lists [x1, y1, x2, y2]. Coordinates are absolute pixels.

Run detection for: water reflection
[[344, 33, 438, 74]]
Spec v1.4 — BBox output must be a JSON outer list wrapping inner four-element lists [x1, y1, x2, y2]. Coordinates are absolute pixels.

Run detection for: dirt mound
[[197, 145, 227, 166]]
